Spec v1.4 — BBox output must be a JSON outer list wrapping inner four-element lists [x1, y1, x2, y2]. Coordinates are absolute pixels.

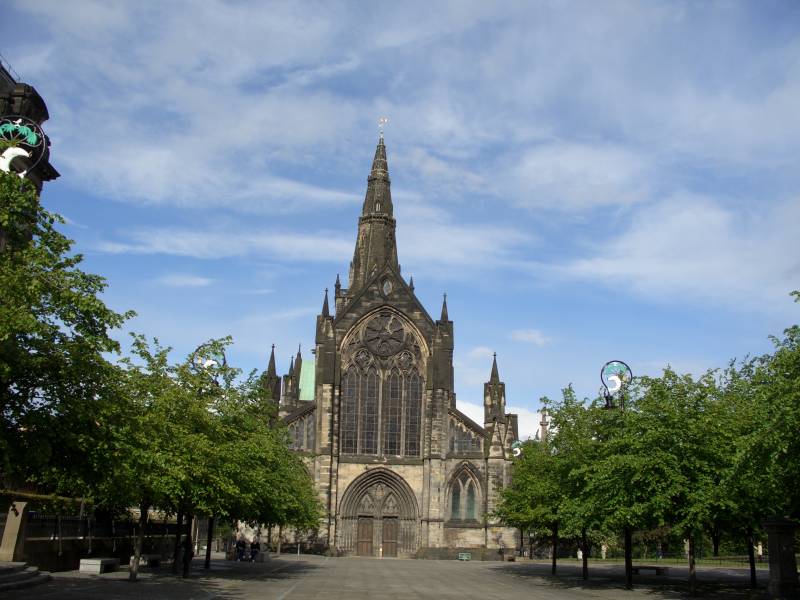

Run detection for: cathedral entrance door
[[357, 517, 373, 556], [382, 517, 398, 557]]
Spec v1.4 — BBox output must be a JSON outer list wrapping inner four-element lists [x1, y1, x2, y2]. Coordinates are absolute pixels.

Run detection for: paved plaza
[[3, 555, 770, 599]]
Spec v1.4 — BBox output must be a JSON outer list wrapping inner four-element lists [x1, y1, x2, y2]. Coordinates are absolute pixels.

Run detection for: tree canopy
[[498, 294, 800, 589], [1, 171, 320, 566]]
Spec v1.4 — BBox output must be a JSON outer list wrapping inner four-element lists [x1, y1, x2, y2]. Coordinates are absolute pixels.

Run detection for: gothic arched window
[[382, 371, 401, 455], [360, 369, 378, 454], [306, 415, 315, 452], [449, 470, 480, 521], [341, 370, 358, 454], [341, 312, 426, 457], [465, 481, 476, 519], [404, 372, 421, 456], [450, 482, 461, 519], [292, 421, 303, 450]]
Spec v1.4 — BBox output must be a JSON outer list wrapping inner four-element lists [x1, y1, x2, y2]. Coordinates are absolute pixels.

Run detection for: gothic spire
[[288, 356, 294, 377], [409, 275, 414, 292], [266, 344, 277, 377], [440, 293, 449, 321], [321, 288, 330, 317], [295, 344, 303, 378], [361, 136, 393, 217], [348, 137, 399, 291], [490, 352, 500, 383]]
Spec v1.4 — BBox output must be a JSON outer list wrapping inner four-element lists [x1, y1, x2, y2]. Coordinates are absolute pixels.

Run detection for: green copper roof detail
[[298, 358, 316, 401]]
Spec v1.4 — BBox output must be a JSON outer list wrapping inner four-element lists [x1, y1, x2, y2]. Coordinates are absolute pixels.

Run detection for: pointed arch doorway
[[338, 468, 419, 557]]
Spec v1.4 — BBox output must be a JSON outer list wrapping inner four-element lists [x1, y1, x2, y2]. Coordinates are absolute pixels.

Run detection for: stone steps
[[0, 562, 51, 592]]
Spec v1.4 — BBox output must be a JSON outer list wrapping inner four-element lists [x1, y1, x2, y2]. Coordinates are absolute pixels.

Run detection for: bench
[[632, 565, 670, 576], [458, 552, 471, 561], [79, 558, 120, 574], [129, 553, 161, 568]]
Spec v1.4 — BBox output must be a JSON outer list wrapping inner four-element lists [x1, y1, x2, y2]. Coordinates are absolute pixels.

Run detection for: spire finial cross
[[378, 116, 389, 139]]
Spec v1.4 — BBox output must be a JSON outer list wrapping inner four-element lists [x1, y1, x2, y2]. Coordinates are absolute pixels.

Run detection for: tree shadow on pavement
[[492, 562, 769, 599], [4, 558, 323, 600]]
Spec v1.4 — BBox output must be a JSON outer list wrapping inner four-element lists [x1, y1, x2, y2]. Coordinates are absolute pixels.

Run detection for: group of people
[[235, 537, 260, 562]]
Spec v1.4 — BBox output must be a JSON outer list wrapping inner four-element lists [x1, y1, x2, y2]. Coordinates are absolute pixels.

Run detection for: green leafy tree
[[94, 335, 319, 580], [496, 402, 564, 573], [548, 388, 606, 580], [0, 172, 132, 493]]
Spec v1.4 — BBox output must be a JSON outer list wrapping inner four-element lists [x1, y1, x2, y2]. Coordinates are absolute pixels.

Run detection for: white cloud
[[510, 329, 550, 346], [456, 401, 484, 428], [457, 400, 544, 441], [503, 142, 651, 211], [396, 200, 534, 278], [507, 405, 545, 441], [97, 227, 352, 262], [468, 346, 495, 360], [154, 274, 213, 288], [557, 194, 800, 314]]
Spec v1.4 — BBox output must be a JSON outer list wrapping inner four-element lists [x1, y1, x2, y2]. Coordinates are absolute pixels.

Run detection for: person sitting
[[235, 537, 246, 561]]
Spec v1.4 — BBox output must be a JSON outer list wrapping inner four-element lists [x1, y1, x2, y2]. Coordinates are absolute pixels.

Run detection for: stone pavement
[[2, 554, 769, 599]]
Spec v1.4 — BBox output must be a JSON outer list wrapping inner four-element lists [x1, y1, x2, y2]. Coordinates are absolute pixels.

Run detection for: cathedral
[[262, 136, 520, 558]]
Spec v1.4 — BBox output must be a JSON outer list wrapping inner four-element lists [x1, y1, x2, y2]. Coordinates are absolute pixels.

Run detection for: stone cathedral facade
[[263, 137, 520, 558]]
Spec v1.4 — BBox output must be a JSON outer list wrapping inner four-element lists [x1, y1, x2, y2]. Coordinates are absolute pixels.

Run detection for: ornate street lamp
[[599, 359, 634, 588], [600, 360, 633, 410]]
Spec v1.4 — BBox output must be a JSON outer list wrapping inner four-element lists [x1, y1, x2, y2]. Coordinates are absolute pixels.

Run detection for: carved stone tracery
[[340, 310, 426, 457]]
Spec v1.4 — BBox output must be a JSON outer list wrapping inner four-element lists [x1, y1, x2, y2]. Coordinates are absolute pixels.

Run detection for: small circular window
[[381, 278, 393, 296]]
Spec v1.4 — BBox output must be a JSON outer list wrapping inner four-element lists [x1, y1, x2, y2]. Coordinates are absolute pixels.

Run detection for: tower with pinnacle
[[268, 134, 520, 557]]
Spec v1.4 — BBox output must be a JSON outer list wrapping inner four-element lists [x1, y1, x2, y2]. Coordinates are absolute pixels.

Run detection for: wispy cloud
[[97, 227, 352, 262], [555, 194, 800, 314], [510, 329, 551, 346], [153, 274, 213, 288]]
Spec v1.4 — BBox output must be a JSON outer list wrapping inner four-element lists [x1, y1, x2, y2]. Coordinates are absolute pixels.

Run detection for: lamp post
[[599, 360, 634, 589]]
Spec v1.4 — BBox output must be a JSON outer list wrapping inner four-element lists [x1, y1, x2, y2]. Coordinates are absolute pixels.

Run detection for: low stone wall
[[414, 546, 507, 561], [22, 537, 175, 572]]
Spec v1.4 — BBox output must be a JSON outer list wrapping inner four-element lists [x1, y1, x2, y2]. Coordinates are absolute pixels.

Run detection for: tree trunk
[[129, 502, 149, 582], [581, 527, 589, 581], [551, 522, 559, 575], [182, 512, 193, 578], [688, 534, 697, 596], [746, 527, 757, 589], [711, 524, 720, 557], [277, 525, 282, 556], [624, 526, 633, 590], [171, 509, 183, 574], [204, 515, 214, 570]]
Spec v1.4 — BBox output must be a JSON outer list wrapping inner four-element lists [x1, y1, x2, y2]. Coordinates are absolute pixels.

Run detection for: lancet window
[[360, 369, 378, 454], [404, 372, 421, 456], [287, 411, 315, 451], [449, 470, 480, 521], [382, 371, 401, 455], [341, 370, 358, 454]]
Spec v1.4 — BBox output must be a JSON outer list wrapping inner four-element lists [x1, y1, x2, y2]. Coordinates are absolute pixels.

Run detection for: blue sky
[[4, 1, 799, 438]]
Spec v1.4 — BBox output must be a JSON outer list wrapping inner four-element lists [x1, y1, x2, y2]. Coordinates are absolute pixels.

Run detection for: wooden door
[[382, 517, 398, 557], [357, 517, 373, 556]]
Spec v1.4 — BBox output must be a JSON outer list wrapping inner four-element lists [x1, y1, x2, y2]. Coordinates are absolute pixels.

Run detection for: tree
[[0, 171, 132, 493], [496, 406, 564, 574], [548, 388, 605, 580], [92, 335, 320, 580]]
